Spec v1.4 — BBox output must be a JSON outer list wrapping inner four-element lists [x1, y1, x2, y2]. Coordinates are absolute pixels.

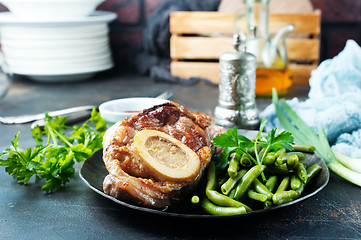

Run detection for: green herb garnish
[[213, 119, 294, 181], [0, 108, 106, 192]]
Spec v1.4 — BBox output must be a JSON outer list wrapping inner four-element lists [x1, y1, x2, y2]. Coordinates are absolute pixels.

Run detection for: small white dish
[[0, 0, 105, 19], [99, 98, 170, 124]]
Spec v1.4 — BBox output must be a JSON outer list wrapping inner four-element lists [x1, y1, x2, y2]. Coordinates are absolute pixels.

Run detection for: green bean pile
[[200, 145, 322, 216]]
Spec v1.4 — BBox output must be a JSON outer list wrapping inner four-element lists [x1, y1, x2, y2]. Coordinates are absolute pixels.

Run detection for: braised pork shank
[[103, 102, 221, 208]]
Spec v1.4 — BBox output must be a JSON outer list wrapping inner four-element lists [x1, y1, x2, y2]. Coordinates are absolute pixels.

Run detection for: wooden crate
[[170, 11, 321, 85]]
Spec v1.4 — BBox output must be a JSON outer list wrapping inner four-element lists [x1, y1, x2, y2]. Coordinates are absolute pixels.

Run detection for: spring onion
[[272, 89, 361, 187]]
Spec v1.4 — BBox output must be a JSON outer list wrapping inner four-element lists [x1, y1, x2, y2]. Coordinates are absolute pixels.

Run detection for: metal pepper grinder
[[214, 33, 260, 129]]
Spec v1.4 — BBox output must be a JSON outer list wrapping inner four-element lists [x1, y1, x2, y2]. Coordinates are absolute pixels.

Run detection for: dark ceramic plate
[[79, 130, 329, 218]]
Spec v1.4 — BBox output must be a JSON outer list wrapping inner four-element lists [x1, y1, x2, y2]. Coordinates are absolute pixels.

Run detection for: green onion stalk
[[272, 89, 361, 187]]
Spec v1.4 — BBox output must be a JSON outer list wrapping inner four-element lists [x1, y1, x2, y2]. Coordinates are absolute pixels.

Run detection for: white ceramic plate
[[26, 72, 97, 82], [6, 51, 111, 66], [2, 44, 111, 59], [9, 61, 113, 75], [1, 28, 109, 40], [1, 36, 109, 48], [0, 23, 108, 34], [0, 11, 117, 26]]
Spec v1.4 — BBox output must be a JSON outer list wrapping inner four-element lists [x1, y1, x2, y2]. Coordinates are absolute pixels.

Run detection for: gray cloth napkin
[[260, 40, 361, 158]]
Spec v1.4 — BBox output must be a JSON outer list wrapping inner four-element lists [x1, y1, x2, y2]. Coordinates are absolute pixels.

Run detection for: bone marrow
[[133, 129, 201, 182]]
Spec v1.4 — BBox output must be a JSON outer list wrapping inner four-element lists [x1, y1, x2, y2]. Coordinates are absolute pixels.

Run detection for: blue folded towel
[[260, 40, 361, 158]]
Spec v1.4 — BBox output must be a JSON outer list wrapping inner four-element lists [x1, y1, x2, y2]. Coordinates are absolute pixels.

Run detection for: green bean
[[275, 153, 288, 166], [251, 178, 273, 200], [240, 153, 252, 167], [291, 144, 316, 153], [290, 175, 302, 190], [275, 153, 302, 168], [307, 164, 322, 180], [191, 195, 199, 204], [201, 198, 247, 216], [264, 200, 273, 209], [274, 147, 286, 158], [286, 154, 299, 169], [265, 175, 278, 193], [282, 151, 307, 161], [206, 162, 216, 191], [272, 190, 300, 205], [293, 152, 306, 161], [276, 176, 290, 193], [263, 175, 278, 209], [276, 152, 306, 165], [247, 189, 268, 202], [233, 165, 266, 201], [229, 188, 236, 198], [265, 165, 294, 175], [263, 152, 276, 165], [295, 162, 308, 183], [295, 164, 322, 196], [206, 189, 252, 212], [227, 152, 240, 178], [221, 169, 247, 195]]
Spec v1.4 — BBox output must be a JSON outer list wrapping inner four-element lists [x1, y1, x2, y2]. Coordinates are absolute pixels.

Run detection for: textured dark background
[[0, 0, 360, 74]]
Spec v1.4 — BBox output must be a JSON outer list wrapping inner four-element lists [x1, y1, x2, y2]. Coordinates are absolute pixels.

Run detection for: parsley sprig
[[0, 108, 106, 192], [212, 119, 294, 181]]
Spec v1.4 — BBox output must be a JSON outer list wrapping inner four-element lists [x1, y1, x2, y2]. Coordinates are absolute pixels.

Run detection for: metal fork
[[0, 105, 95, 124], [155, 90, 173, 100], [0, 90, 173, 125]]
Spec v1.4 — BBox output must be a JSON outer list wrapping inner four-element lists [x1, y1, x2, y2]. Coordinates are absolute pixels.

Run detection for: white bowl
[[0, 0, 105, 19], [99, 98, 170, 124]]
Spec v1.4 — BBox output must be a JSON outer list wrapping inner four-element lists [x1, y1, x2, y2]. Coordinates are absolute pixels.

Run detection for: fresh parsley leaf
[[213, 127, 238, 147], [212, 119, 295, 181], [0, 108, 106, 193]]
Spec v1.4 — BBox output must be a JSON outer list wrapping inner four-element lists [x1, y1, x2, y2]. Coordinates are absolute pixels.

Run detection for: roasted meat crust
[[102, 102, 219, 208]]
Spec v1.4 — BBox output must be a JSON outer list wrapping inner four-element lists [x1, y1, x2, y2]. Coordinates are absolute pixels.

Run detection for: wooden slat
[[169, 12, 236, 35], [170, 36, 231, 59], [171, 62, 219, 82], [171, 35, 320, 61], [170, 61, 316, 85], [269, 10, 321, 35], [170, 10, 321, 35]]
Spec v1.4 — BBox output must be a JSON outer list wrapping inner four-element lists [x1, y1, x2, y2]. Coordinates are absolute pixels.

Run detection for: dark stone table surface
[[1, 73, 360, 240]]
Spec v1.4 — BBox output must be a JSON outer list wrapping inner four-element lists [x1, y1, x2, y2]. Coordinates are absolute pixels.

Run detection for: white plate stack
[[0, 0, 117, 82]]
